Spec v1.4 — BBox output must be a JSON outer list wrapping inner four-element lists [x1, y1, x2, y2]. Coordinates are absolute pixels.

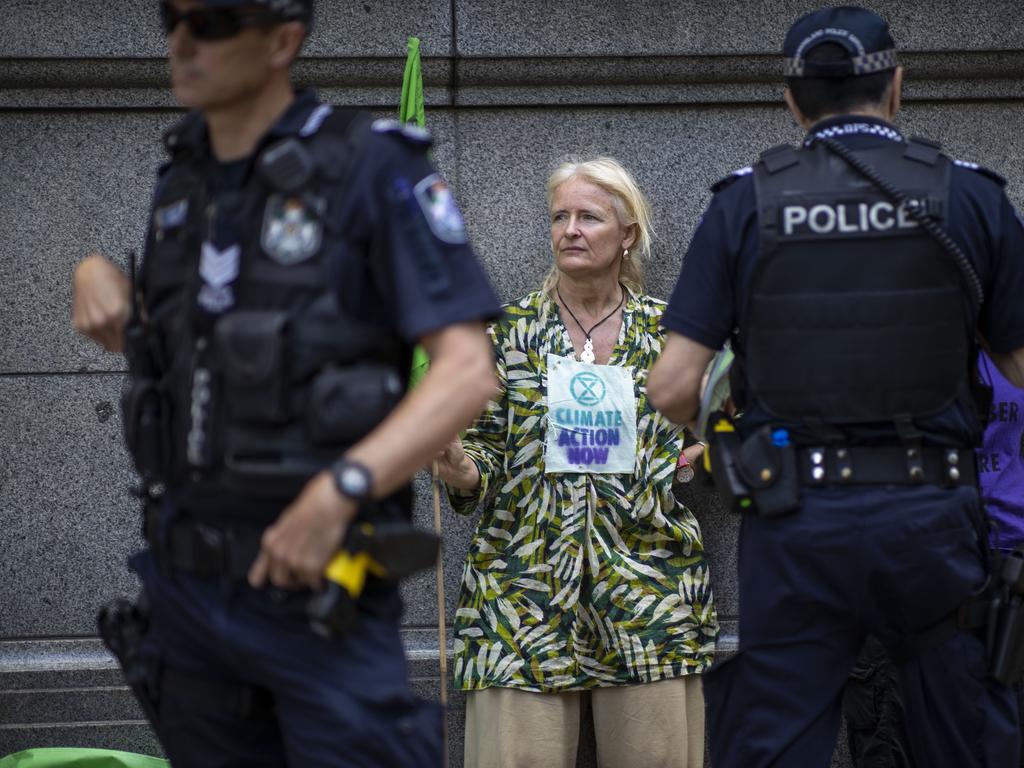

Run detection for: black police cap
[[783, 6, 897, 78], [204, 0, 313, 25]]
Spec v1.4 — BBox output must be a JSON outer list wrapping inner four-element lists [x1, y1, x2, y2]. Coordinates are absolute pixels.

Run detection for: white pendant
[[580, 337, 596, 364]]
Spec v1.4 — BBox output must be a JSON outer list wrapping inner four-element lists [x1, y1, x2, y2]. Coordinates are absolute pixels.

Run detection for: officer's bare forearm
[[647, 332, 716, 425], [991, 347, 1024, 389], [344, 321, 496, 498]]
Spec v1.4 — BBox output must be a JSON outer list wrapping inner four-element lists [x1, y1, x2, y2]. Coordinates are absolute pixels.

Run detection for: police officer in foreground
[[72, 1, 500, 765], [648, 6, 1024, 767]]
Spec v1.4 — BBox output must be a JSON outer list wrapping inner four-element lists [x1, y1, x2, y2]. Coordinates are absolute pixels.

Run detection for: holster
[[988, 548, 1024, 684], [97, 596, 160, 727], [307, 521, 440, 639]]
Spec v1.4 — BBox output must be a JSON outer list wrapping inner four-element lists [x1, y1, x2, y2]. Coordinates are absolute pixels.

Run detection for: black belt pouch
[[215, 310, 289, 423], [738, 426, 800, 517]]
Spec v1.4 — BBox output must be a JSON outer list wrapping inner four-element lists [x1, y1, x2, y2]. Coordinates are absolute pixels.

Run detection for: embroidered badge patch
[[197, 241, 240, 314], [154, 199, 188, 231], [261, 194, 325, 265], [413, 173, 468, 245]]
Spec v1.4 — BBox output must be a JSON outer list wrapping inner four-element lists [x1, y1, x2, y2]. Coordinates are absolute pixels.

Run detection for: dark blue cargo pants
[[704, 484, 1019, 768], [128, 523, 443, 767]]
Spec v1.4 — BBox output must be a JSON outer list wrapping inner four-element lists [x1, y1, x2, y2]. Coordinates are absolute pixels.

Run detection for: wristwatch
[[331, 457, 373, 502]]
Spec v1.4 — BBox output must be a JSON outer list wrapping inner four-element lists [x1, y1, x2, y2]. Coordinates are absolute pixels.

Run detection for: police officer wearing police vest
[[648, 6, 1024, 767], [71, 1, 500, 765]]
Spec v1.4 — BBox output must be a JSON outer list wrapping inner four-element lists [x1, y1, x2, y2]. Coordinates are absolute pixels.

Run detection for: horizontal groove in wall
[[3, 51, 1024, 109]]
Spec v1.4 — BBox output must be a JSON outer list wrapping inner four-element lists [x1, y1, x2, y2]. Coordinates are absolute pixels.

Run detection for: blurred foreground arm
[[72, 253, 131, 353], [250, 321, 496, 588]]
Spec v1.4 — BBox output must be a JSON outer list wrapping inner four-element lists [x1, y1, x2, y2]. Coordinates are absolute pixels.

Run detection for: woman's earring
[[623, 248, 630, 259]]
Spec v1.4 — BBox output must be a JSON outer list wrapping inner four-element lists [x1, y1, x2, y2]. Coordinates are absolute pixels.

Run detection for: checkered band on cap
[[853, 48, 897, 74], [783, 57, 806, 77], [784, 47, 896, 77]]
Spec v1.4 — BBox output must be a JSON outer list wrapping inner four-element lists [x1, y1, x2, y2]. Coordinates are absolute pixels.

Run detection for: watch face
[[339, 465, 370, 497]]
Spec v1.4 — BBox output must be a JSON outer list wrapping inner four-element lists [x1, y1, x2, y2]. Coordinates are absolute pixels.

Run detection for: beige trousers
[[463, 676, 705, 768]]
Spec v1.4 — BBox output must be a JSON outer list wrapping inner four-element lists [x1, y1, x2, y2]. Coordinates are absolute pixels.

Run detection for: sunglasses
[[160, 3, 279, 41]]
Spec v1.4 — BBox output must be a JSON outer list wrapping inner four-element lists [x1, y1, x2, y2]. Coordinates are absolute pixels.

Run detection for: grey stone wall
[[2, 2, 1022, 765]]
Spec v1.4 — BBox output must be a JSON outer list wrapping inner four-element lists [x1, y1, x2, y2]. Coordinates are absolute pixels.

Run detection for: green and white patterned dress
[[447, 288, 719, 693]]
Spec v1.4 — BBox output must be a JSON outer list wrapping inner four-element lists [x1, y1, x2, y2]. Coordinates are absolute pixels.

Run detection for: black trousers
[[843, 636, 913, 768], [704, 484, 1019, 768], [845, 636, 1024, 768]]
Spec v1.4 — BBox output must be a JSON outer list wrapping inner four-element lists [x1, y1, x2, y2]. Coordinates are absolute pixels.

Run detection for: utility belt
[[704, 411, 979, 518], [145, 509, 263, 583], [706, 411, 1024, 683], [143, 504, 439, 639], [798, 444, 977, 488]]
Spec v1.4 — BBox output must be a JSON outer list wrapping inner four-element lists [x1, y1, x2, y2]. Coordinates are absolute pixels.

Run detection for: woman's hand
[[435, 435, 481, 491], [682, 442, 705, 466]]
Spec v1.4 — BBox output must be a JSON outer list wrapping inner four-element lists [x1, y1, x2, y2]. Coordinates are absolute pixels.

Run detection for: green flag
[[400, 36, 431, 389], [399, 37, 426, 129]]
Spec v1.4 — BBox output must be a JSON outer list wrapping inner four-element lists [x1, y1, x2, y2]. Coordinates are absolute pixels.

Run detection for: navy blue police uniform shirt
[[201, 89, 501, 343], [155, 91, 500, 519], [334, 120, 501, 343], [663, 115, 1024, 445]]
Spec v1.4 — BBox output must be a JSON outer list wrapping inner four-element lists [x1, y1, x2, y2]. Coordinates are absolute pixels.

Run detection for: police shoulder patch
[[414, 173, 468, 245], [711, 166, 753, 194], [953, 158, 1007, 188], [371, 119, 433, 147]]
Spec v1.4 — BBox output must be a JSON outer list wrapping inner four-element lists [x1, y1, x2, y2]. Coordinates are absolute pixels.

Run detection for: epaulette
[[710, 166, 753, 193], [371, 118, 432, 147], [758, 144, 801, 174], [952, 158, 1007, 188]]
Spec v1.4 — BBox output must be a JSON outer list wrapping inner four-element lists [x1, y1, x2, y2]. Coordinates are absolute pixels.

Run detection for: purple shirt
[[978, 350, 1024, 550]]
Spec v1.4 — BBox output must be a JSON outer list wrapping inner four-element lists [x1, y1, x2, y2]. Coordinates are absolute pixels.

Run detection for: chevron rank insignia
[[197, 241, 240, 313]]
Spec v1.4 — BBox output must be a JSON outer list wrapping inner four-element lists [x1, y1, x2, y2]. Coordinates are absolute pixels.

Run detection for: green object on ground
[[0, 749, 168, 768], [400, 36, 431, 389]]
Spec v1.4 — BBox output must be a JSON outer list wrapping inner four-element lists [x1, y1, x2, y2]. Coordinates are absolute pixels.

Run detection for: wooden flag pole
[[432, 460, 449, 766]]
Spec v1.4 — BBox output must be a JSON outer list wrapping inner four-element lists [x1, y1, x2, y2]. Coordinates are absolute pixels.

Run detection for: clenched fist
[[72, 253, 131, 353]]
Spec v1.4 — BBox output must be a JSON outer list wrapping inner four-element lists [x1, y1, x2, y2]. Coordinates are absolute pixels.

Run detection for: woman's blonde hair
[[541, 156, 654, 297]]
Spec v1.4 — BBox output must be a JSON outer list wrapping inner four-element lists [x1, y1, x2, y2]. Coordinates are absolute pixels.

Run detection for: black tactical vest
[[743, 138, 972, 433], [123, 107, 409, 506]]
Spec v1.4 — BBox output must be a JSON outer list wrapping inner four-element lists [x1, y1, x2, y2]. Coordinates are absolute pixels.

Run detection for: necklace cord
[[557, 283, 626, 340]]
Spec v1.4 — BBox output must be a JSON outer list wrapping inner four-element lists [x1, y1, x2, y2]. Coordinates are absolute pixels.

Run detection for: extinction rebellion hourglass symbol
[[570, 372, 605, 407]]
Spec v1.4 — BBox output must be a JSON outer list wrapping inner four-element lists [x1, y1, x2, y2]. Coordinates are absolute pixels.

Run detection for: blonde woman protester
[[437, 157, 719, 768]]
